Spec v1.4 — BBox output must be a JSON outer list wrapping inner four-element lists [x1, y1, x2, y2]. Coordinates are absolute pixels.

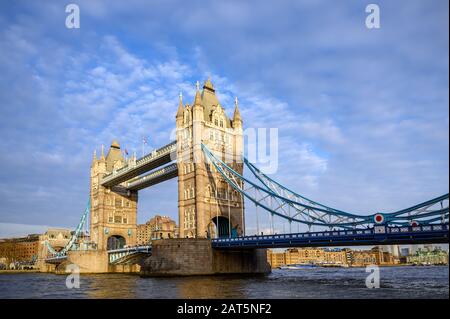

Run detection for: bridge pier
[[49, 250, 139, 274], [140, 239, 271, 277]]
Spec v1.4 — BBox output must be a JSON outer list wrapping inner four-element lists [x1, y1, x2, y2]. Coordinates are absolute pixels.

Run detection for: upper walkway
[[101, 141, 176, 187]]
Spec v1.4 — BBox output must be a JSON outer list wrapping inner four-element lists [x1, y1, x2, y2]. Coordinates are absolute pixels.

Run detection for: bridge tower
[[176, 78, 245, 239], [90, 141, 138, 250]]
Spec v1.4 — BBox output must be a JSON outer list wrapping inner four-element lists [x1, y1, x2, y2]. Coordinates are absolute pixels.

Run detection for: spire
[[100, 144, 105, 160], [203, 76, 215, 92], [176, 91, 184, 118], [93, 149, 97, 161], [194, 81, 202, 106], [233, 96, 242, 123], [111, 140, 120, 149]]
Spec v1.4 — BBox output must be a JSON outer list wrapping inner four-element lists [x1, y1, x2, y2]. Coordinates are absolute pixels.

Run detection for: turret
[[176, 91, 184, 125], [232, 97, 242, 128], [91, 149, 98, 167], [193, 81, 202, 107]]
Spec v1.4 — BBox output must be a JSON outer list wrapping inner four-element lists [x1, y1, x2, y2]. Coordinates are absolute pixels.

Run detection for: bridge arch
[[211, 216, 231, 238], [107, 235, 126, 250]]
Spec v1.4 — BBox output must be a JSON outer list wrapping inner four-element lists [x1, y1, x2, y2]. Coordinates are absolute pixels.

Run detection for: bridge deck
[[212, 224, 449, 249], [101, 141, 176, 187], [126, 163, 178, 191]]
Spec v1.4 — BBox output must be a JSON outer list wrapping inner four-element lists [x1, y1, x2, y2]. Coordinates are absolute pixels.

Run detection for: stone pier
[[45, 250, 139, 274], [140, 238, 271, 276]]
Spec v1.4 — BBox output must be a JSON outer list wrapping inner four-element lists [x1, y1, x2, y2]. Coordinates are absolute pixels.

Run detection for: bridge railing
[[126, 163, 177, 189], [101, 141, 176, 184], [211, 223, 449, 243], [107, 245, 152, 264], [107, 245, 152, 254]]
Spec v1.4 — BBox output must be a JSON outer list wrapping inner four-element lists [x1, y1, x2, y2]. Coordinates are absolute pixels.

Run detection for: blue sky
[[0, 0, 448, 237]]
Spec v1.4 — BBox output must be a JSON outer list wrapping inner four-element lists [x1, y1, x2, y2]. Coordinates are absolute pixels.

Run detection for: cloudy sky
[[0, 0, 448, 237]]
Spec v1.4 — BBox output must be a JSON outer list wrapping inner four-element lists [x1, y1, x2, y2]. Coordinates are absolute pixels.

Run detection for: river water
[[0, 266, 448, 299]]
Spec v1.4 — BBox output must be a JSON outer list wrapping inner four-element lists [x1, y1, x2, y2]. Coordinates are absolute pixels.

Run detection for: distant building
[[0, 234, 40, 265], [267, 250, 287, 268], [267, 246, 398, 268], [136, 215, 177, 245], [406, 247, 448, 265], [400, 247, 410, 257]]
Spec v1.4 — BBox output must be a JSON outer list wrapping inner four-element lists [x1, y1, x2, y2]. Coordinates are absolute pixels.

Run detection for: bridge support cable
[[202, 144, 371, 229], [244, 157, 449, 227], [202, 143, 449, 230], [46, 200, 90, 257]]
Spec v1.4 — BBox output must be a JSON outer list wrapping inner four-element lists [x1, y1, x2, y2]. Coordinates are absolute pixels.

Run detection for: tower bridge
[[41, 78, 449, 275]]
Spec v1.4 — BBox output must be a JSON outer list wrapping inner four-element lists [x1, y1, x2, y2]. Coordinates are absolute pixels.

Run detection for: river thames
[[0, 266, 448, 299]]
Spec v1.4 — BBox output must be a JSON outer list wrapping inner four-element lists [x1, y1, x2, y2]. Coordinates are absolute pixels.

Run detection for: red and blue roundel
[[374, 213, 385, 224], [410, 220, 419, 227]]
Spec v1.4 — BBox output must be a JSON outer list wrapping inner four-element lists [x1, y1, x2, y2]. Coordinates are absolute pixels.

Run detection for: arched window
[[220, 119, 224, 128]]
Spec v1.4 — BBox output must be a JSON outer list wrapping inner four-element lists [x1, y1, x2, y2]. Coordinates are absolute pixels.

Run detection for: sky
[[0, 0, 448, 237]]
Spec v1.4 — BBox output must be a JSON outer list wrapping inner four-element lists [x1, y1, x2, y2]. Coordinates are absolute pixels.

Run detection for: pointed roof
[[233, 97, 242, 123], [194, 81, 202, 106], [111, 140, 120, 148], [176, 92, 184, 118], [106, 140, 124, 171], [100, 145, 105, 161], [203, 76, 215, 92]]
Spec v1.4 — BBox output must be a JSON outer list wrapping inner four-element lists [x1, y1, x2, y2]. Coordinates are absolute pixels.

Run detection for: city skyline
[[0, 0, 448, 236]]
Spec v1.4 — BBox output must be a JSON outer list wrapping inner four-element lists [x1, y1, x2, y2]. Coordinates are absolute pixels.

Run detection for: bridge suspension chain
[[45, 199, 90, 257], [202, 143, 449, 230]]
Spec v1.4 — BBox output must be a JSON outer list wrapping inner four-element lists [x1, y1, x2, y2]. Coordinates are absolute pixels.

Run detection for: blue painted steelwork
[[212, 223, 449, 249], [45, 200, 90, 258], [45, 255, 68, 264], [108, 245, 152, 264], [101, 141, 176, 187], [201, 143, 449, 229]]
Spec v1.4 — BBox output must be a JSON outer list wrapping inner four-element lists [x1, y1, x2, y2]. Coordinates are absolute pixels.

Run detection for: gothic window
[[123, 217, 128, 224], [214, 118, 218, 126], [114, 215, 122, 223], [220, 120, 224, 128]]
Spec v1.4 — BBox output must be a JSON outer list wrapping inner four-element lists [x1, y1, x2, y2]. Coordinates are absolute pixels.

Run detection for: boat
[[278, 264, 317, 270]]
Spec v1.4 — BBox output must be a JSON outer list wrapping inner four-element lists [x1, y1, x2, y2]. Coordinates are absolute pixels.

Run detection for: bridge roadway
[[211, 223, 449, 249], [101, 141, 176, 188]]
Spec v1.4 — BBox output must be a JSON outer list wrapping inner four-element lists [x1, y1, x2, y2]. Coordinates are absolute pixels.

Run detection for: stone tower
[[176, 78, 244, 239], [90, 140, 138, 250]]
